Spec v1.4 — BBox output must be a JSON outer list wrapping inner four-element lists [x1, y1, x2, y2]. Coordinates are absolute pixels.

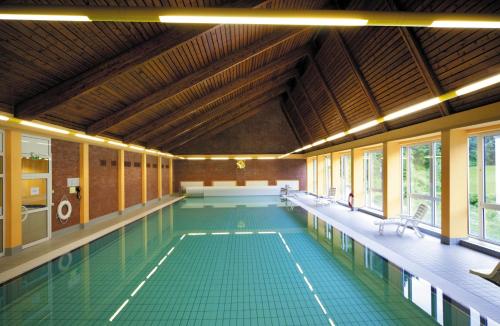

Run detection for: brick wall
[[125, 151, 141, 208], [51, 139, 80, 231], [147, 155, 158, 201], [173, 159, 306, 192], [89, 145, 118, 219], [162, 157, 169, 195]]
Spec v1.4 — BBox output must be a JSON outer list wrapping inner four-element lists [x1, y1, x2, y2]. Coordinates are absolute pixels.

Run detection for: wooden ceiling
[[0, 0, 499, 153]]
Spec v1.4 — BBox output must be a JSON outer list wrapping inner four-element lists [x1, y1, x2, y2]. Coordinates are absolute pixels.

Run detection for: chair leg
[[413, 223, 424, 238]]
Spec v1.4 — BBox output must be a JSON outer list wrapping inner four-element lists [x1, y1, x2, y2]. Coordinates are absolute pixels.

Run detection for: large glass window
[[324, 155, 331, 194], [468, 134, 500, 243], [312, 158, 318, 194], [0, 130, 4, 256], [339, 153, 351, 203], [401, 142, 441, 227], [364, 150, 383, 211]]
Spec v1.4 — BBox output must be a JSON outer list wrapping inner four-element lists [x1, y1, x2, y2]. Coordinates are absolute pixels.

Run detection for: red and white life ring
[[348, 193, 354, 211]]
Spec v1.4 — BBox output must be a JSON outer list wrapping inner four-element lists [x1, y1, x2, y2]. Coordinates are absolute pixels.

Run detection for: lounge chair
[[470, 262, 500, 286], [316, 188, 337, 206], [374, 204, 428, 238]]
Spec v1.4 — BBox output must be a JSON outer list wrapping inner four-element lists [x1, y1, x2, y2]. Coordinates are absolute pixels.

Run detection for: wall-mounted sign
[[30, 187, 40, 196], [67, 178, 80, 187]]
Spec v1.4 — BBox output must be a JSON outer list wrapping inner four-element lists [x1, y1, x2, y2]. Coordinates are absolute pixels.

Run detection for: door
[[21, 135, 51, 248]]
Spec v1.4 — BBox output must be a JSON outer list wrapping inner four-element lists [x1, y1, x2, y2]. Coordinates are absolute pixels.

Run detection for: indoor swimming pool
[[0, 196, 496, 325]]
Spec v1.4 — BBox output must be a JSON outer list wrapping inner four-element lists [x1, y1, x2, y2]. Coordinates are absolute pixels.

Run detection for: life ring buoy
[[57, 200, 72, 222], [348, 193, 354, 211]]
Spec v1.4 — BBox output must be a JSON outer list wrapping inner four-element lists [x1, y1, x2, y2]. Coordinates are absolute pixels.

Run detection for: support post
[[332, 152, 341, 195], [157, 156, 162, 199], [441, 129, 468, 244], [5, 129, 22, 254], [383, 141, 401, 219], [351, 148, 364, 209], [168, 158, 173, 194], [317, 155, 325, 196], [117, 149, 125, 212], [141, 153, 147, 205], [79, 143, 90, 225]]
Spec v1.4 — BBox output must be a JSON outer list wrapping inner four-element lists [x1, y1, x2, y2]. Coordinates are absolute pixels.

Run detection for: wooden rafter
[[332, 30, 389, 132], [14, 0, 264, 119], [279, 98, 304, 146], [294, 76, 330, 136], [124, 47, 309, 143], [385, 0, 450, 116], [147, 76, 293, 148], [161, 89, 285, 151], [87, 28, 309, 135], [286, 89, 314, 142]]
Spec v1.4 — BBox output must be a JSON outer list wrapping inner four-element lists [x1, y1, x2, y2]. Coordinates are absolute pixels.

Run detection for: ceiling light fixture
[[0, 14, 90, 21], [129, 145, 145, 151], [75, 133, 104, 142], [430, 20, 500, 29], [347, 120, 379, 134], [383, 97, 441, 121], [455, 73, 500, 96], [107, 140, 128, 147], [211, 157, 229, 160], [0, 115, 10, 121], [21, 121, 70, 134]]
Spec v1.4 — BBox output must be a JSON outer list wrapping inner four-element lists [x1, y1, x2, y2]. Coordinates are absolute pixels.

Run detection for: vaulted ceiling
[[0, 0, 499, 153]]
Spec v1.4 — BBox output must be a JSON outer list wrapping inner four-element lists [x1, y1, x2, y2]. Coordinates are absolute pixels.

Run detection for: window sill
[[460, 238, 500, 259], [358, 207, 384, 219]]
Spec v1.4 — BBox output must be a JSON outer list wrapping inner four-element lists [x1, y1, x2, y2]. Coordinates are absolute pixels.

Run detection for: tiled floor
[[287, 194, 500, 322], [0, 195, 184, 284]]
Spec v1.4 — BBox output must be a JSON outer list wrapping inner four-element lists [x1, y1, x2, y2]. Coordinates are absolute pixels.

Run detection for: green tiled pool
[[0, 196, 491, 325]]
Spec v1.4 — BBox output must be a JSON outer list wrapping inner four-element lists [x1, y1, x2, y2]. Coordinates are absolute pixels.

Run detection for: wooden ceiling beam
[[385, 0, 451, 116], [286, 89, 314, 143], [147, 78, 292, 148], [332, 31, 389, 132], [279, 97, 304, 146], [161, 89, 285, 151], [87, 28, 309, 135], [124, 47, 309, 143], [14, 0, 264, 119], [294, 76, 329, 136], [305, 53, 351, 131]]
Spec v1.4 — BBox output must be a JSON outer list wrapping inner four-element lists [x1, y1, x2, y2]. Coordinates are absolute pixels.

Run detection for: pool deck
[[287, 194, 500, 322], [0, 195, 184, 285]]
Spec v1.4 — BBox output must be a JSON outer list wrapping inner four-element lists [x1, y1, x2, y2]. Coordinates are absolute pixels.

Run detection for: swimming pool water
[[0, 196, 494, 325]]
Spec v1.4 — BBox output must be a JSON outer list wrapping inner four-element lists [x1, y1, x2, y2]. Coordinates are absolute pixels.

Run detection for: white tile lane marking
[[109, 299, 129, 322], [211, 232, 230, 235], [258, 231, 276, 234], [146, 266, 158, 279], [167, 247, 175, 256], [158, 255, 168, 266], [234, 231, 253, 235], [180, 234, 186, 240], [329, 317, 335, 326], [303, 276, 314, 292], [284, 244, 291, 253], [314, 294, 327, 315], [131, 281, 146, 297], [188, 232, 207, 236], [296, 263, 304, 274]]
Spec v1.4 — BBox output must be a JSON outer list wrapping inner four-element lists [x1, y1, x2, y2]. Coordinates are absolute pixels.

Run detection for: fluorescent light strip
[[456, 73, 500, 96], [160, 15, 367, 26], [0, 115, 10, 121], [146, 266, 158, 279], [211, 232, 230, 235], [383, 97, 441, 121], [108, 140, 128, 147], [347, 120, 379, 134], [431, 20, 500, 29], [75, 133, 104, 142], [0, 14, 90, 21], [211, 157, 229, 160], [234, 157, 251, 160], [131, 281, 146, 297], [158, 255, 167, 266], [109, 299, 129, 322], [20, 121, 70, 134], [257, 157, 275, 160], [314, 294, 328, 315], [312, 139, 327, 146], [187, 157, 205, 160], [326, 132, 346, 142], [145, 149, 158, 154], [303, 276, 314, 292], [129, 145, 144, 151]]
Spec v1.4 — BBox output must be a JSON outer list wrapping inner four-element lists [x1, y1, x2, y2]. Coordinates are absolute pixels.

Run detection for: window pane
[[371, 152, 383, 190], [22, 179, 47, 209], [468, 136, 480, 236], [410, 144, 431, 195], [371, 190, 383, 211], [435, 200, 441, 228], [402, 147, 409, 215], [434, 142, 441, 197], [484, 135, 500, 205], [484, 209, 500, 243], [0, 177, 3, 216]]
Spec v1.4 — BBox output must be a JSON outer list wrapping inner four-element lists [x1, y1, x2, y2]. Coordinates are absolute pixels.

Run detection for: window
[[324, 155, 331, 195], [339, 153, 351, 203], [468, 134, 500, 243], [364, 150, 383, 211], [401, 142, 441, 227], [312, 158, 318, 194], [0, 130, 4, 256]]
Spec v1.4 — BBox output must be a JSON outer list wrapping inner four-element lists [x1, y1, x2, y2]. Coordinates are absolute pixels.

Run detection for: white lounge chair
[[470, 262, 500, 285], [374, 204, 428, 238]]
